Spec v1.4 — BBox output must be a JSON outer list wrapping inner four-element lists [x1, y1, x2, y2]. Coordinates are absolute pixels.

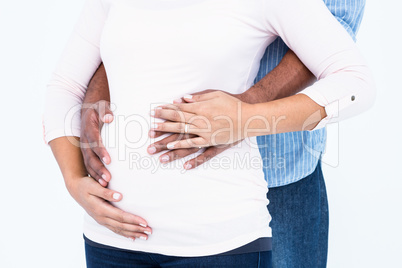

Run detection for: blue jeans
[[85, 242, 272, 268], [267, 161, 329, 268]]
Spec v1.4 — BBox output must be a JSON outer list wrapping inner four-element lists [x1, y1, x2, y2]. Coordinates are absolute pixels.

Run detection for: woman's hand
[[49, 137, 152, 241], [67, 175, 152, 241], [150, 91, 250, 149]]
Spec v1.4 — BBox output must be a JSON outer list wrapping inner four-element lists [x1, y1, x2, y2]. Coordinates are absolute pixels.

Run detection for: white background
[[1, 0, 401, 267]]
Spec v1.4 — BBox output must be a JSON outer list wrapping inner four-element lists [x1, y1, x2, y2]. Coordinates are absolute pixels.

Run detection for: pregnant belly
[[101, 103, 268, 230]]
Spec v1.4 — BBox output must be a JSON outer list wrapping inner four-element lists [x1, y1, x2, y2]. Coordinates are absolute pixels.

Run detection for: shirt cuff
[[43, 128, 81, 145], [299, 87, 358, 131], [298, 87, 339, 131]]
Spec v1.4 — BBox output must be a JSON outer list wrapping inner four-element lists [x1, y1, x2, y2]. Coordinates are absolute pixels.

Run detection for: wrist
[[241, 102, 269, 139], [235, 92, 250, 103], [64, 173, 87, 198], [240, 102, 254, 139]]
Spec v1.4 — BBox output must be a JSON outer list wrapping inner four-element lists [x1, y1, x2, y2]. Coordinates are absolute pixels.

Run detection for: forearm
[[243, 94, 326, 137], [82, 63, 110, 107], [154, 92, 327, 148], [239, 50, 315, 104], [49, 137, 87, 194]]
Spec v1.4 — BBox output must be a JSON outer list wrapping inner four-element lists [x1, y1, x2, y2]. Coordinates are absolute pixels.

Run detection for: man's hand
[[67, 176, 152, 241], [80, 100, 114, 186], [147, 132, 239, 170]]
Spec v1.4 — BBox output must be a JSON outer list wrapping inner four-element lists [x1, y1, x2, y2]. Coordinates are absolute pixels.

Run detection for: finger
[[87, 179, 123, 202], [95, 202, 152, 238], [86, 189, 151, 239], [98, 178, 108, 187], [151, 108, 194, 124], [83, 183, 153, 241], [103, 217, 151, 234], [91, 140, 111, 165], [182, 91, 219, 103], [159, 147, 200, 163], [82, 147, 111, 182], [103, 221, 151, 241], [85, 127, 111, 165], [96, 101, 114, 124], [183, 145, 232, 170], [87, 182, 148, 227], [166, 137, 207, 149], [80, 107, 112, 164], [157, 102, 200, 115], [147, 133, 194, 154], [149, 122, 198, 139], [173, 98, 184, 104], [85, 164, 108, 187], [148, 130, 166, 139], [102, 113, 114, 124], [172, 90, 217, 104], [102, 206, 150, 230], [151, 122, 199, 135]]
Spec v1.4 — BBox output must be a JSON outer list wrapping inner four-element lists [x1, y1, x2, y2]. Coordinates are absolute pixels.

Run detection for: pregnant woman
[[44, 0, 375, 267]]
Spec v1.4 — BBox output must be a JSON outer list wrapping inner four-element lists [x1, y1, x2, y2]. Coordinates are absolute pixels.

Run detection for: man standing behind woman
[[60, 0, 369, 267]]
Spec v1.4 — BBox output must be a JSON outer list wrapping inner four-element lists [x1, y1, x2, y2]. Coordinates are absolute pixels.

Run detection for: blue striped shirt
[[256, 0, 366, 187]]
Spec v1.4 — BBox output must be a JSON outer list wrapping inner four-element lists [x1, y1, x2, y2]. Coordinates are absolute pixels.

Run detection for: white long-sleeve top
[[43, 0, 375, 257]]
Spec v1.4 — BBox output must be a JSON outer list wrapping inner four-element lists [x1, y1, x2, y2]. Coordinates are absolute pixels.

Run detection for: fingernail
[[184, 94, 193, 99], [167, 142, 177, 149], [149, 131, 156, 138], [150, 110, 155, 116], [151, 124, 158, 129], [139, 236, 147, 241], [128, 238, 135, 242], [113, 193, 121, 200], [99, 178, 107, 186], [144, 231, 152, 235], [148, 146, 156, 154], [103, 114, 113, 122], [139, 223, 147, 228], [102, 174, 107, 180], [184, 163, 193, 170], [173, 98, 183, 103], [160, 155, 170, 163], [102, 157, 108, 163]]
